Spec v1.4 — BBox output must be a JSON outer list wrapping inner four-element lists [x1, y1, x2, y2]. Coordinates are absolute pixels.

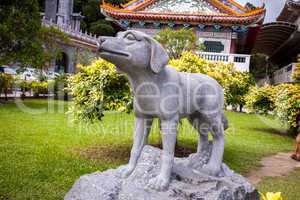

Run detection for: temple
[[101, 0, 266, 71]]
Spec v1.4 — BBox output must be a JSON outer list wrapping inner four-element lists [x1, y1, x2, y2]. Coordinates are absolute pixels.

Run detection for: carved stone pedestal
[[65, 145, 259, 200]]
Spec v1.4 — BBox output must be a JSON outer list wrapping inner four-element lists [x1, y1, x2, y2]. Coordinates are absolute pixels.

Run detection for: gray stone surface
[[65, 145, 259, 200]]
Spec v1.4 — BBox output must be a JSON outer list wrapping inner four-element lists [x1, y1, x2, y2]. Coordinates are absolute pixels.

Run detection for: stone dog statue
[[98, 30, 228, 191]]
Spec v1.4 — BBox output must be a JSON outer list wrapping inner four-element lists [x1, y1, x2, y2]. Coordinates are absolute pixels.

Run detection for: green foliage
[[169, 52, 255, 107], [250, 53, 277, 79], [16, 79, 31, 94], [245, 84, 300, 135], [274, 84, 300, 134], [73, 0, 123, 36], [89, 20, 116, 36], [30, 81, 50, 97], [155, 28, 198, 59], [0, 0, 43, 66], [53, 74, 69, 99], [67, 59, 131, 123], [0, 73, 14, 100], [245, 86, 276, 114], [0, 1, 70, 68]]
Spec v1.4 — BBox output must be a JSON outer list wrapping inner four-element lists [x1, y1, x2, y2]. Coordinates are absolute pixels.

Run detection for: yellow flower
[[260, 192, 283, 200]]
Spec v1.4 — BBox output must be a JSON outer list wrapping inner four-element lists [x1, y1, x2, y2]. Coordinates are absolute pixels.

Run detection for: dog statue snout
[[98, 36, 111, 50]]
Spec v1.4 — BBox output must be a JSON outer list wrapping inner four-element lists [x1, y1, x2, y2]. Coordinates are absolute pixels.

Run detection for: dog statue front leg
[[148, 118, 177, 191], [119, 117, 152, 178]]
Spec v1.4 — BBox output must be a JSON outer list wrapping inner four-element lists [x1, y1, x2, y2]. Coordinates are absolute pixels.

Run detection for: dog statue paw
[[198, 164, 220, 176], [117, 164, 135, 178], [147, 175, 169, 191]]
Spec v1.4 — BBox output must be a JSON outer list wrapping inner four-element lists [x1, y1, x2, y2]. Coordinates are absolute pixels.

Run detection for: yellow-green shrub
[[292, 63, 300, 83], [274, 84, 300, 134], [246, 83, 300, 135], [245, 85, 276, 114], [67, 59, 131, 123], [31, 81, 49, 96]]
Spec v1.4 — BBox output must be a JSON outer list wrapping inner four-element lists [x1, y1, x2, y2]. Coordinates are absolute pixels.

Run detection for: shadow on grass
[[70, 143, 196, 164], [250, 127, 290, 137]]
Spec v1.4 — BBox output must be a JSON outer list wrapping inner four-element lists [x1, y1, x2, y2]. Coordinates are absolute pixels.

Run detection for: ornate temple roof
[[101, 0, 265, 27]]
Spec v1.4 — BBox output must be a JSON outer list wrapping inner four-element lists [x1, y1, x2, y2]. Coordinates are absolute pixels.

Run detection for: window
[[203, 41, 224, 53]]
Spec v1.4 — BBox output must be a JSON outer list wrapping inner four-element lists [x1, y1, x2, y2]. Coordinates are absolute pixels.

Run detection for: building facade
[[45, 0, 84, 31], [101, 0, 266, 71], [254, 0, 300, 85]]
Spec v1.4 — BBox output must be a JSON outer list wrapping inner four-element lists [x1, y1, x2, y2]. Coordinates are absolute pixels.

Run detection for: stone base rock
[[65, 145, 259, 200]]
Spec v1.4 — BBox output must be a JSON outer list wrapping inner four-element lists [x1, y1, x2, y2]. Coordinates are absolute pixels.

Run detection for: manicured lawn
[[0, 99, 295, 200]]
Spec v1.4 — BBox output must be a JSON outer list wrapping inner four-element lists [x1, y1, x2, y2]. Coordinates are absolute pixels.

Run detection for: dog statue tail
[[222, 112, 229, 130]]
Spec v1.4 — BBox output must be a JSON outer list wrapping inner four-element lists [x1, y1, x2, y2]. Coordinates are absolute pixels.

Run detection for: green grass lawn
[[0, 99, 295, 200]]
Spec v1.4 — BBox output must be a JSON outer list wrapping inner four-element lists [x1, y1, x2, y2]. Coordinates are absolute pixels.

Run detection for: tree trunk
[[4, 88, 8, 101]]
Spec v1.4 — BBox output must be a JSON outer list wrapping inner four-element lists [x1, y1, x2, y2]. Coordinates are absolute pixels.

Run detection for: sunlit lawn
[[0, 99, 295, 200]]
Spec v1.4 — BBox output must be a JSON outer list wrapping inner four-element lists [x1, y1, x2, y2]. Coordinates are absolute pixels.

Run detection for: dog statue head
[[98, 30, 169, 74]]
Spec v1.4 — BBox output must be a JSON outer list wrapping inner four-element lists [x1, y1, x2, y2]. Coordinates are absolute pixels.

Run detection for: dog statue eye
[[126, 34, 136, 41]]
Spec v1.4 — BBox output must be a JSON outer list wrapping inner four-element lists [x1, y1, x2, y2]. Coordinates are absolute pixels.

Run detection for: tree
[[89, 20, 116, 36], [250, 53, 277, 79], [73, 0, 125, 36], [155, 28, 199, 59], [0, 0, 43, 66], [224, 72, 255, 111]]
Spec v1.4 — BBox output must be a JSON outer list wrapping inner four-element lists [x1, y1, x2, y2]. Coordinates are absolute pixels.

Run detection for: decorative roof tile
[[101, 0, 266, 26]]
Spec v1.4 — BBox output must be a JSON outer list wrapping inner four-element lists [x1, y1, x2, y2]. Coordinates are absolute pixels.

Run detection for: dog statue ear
[[146, 37, 169, 74]]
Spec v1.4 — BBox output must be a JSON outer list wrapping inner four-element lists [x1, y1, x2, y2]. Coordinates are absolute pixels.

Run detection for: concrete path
[[246, 152, 300, 185]]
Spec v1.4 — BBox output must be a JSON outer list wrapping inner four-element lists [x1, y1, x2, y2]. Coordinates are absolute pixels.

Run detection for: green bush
[[31, 81, 49, 97], [292, 55, 300, 83], [67, 59, 131, 123], [0, 73, 14, 100], [274, 84, 300, 135], [245, 86, 276, 114], [246, 83, 300, 135]]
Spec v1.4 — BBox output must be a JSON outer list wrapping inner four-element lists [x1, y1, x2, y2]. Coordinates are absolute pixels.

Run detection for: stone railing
[[196, 51, 251, 72], [41, 17, 99, 47]]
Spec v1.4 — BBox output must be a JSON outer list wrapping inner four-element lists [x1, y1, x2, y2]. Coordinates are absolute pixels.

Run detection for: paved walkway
[[246, 152, 300, 185]]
